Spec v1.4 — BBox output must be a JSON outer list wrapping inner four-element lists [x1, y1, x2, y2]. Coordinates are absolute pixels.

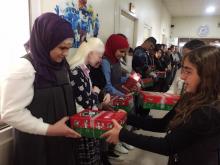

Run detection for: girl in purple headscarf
[[0, 13, 81, 165]]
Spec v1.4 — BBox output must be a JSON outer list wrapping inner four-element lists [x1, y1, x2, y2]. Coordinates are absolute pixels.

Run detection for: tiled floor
[[110, 110, 169, 165], [110, 130, 168, 165]]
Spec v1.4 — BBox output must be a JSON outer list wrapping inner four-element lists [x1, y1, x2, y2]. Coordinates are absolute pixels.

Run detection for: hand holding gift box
[[70, 109, 127, 138], [155, 71, 166, 78], [139, 91, 180, 111], [110, 94, 134, 113], [140, 77, 154, 88], [122, 72, 142, 93], [144, 65, 156, 77]]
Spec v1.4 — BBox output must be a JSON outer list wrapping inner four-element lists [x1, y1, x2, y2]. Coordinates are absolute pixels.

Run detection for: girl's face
[[182, 47, 191, 56], [181, 57, 200, 93], [50, 38, 73, 63], [115, 48, 128, 60], [87, 51, 103, 68], [155, 50, 162, 58]]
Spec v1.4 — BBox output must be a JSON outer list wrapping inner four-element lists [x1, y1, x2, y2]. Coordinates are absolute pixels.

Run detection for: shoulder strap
[[22, 53, 34, 66]]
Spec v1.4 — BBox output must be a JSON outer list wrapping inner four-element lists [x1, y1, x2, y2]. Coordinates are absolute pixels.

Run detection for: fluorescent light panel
[[206, 6, 215, 13]]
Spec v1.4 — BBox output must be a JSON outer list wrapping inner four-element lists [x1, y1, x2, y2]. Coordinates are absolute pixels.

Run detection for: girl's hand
[[101, 119, 122, 144], [103, 93, 111, 104], [117, 109, 127, 115], [92, 86, 101, 94], [47, 117, 81, 138]]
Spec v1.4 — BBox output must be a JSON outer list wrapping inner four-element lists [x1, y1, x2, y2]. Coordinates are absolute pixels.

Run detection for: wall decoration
[[55, 0, 100, 48], [129, 3, 135, 13], [197, 25, 209, 37]]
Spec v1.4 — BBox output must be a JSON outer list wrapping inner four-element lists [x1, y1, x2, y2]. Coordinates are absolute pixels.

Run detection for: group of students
[[131, 37, 182, 94], [1, 12, 220, 165], [0, 13, 132, 165]]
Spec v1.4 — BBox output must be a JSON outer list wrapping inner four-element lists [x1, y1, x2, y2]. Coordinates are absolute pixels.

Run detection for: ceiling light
[[206, 6, 215, 13]]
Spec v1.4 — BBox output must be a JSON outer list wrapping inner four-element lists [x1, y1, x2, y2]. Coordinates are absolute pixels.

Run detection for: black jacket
[[154, 57, 167, 71], [89, 66, 106, 90], [132, 46, 149, 78], [120, 104, 220, 165]]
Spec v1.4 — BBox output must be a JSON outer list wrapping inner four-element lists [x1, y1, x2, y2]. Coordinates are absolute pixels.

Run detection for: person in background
[[67, 37, 111, 165], [126, 47, 134, 72], [163, 46, 172, 67], [167, 39, 205, 95], [162, 45, 179, 92], [116, 34, 134, 76], [161, 44, 168, 54], [161, 44, 171, 67], [102, 34, 129, 96], [102, 45, 220, 165], [89, 40, 126, 162], [169, 45, 181, 83], [89, 67, 123, 163], [174, 46, 182, 64], [182, 39, 206, 55], [155, 44, 168, 72], [102, 34, 134, 155], [163, 47, 174, 91], [121, 47, 134, 75], [132, 37, 157, 78], [154, 45, 167, 92], [0, 13, 81, 165]]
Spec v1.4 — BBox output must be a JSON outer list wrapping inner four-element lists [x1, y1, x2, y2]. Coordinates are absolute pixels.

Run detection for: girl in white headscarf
[[67, 37, 111, 165]]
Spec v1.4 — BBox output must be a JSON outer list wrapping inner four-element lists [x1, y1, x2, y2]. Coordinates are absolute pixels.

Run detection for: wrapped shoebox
[[141, 78, 154, 88], [156, 71, 166, 78], [139, 91, 180, 111], [110, 94, 134, 113], [145, 65, 156, 76], [122, 72, 141, 93], [70, 110, 127, 138]]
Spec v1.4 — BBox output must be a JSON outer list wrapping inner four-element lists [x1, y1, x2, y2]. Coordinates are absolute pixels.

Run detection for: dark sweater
[[119, 105, 220, 165], [132, 46, 149, 78], [154, 57, 167, 71], [90, 66, 106, 90]]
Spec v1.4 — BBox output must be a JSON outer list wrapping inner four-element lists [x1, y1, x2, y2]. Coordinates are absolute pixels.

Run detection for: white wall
[[37, 0, 171, 45], [0, 127, 13, 165], [171, 16, 220, 38], [117, 0, 171, 46], [0, 0, 30, 75]]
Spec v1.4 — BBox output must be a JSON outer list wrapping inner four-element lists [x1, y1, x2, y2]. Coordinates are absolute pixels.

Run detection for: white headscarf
[[67, 37, 104, 69]]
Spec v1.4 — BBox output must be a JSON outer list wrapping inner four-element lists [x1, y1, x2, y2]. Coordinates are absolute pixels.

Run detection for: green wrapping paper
[[139, 91, 180, 111]]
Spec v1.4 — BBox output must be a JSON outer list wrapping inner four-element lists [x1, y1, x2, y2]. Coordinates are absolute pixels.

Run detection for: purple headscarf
[[29, 12, 73, 86]]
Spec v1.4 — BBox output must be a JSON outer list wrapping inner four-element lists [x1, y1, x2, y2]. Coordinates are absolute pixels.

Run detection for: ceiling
[[162, 0, 220, 17]]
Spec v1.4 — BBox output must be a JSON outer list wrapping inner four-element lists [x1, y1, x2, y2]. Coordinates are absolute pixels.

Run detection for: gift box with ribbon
[[141, 78, 154, 88], [155, 71, 166, 78], [122, 72, 141, 93], [110, 94, 134, 113], [70, 110, 127, 138], [139, 91, 180, 111]]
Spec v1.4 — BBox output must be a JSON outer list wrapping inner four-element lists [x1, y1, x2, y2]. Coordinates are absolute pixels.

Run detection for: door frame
[[114, 6, 138, 48]]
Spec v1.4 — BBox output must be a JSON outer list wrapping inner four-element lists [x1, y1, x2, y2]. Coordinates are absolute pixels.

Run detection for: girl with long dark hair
[[102, 46, 220, 165]]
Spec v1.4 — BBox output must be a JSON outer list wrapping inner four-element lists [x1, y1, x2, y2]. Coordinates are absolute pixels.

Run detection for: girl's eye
[[181, 69, 191, 75], [60, 47, 67, 51]]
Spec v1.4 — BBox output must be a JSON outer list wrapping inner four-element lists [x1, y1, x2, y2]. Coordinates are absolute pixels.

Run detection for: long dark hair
[[169, 46, 220, 129]]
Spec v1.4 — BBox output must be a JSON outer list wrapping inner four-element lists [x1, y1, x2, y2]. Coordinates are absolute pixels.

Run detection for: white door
[[119, 11, 136, 72], [143, 24, 152, 41], [119, 11, 135, 48], [162, 34, 167, 44]]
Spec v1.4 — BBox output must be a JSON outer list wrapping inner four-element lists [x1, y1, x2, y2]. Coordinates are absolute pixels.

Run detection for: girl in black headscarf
[[0, 13, 81, 165]]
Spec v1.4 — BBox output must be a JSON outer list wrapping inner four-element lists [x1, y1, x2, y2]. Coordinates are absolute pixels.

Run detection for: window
[[0, 0, 30, 130]]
